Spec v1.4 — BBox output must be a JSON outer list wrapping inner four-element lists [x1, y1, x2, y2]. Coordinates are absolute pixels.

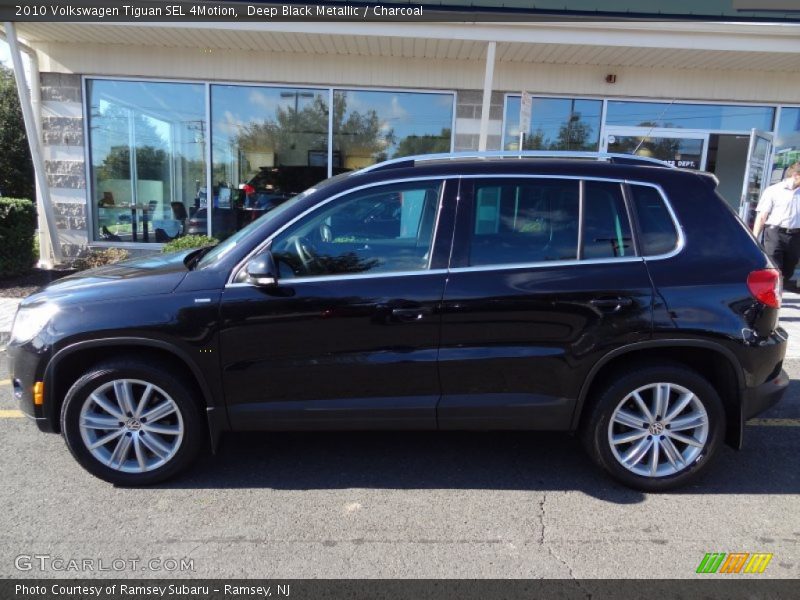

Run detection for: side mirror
[[245, 251, 278, 287]]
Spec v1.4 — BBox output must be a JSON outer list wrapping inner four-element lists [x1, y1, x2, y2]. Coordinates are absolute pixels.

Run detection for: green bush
[[161, 235, 219, 254], [0, 197, 37, 277], [72, 248, 130, 270]]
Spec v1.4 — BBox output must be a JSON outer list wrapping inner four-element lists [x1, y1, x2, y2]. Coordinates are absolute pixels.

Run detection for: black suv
[[9, 152, 788, 491]]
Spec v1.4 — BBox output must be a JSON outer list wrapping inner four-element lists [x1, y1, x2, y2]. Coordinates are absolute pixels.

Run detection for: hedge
[[161, 234, 218, 254], [0, 197, 37, 277]]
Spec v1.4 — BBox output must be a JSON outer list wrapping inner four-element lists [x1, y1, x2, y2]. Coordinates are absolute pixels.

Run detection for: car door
[[219, 178, 456, 430], [437, 176, 654, 430]]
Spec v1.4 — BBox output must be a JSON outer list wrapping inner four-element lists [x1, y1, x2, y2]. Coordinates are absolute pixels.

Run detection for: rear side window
[[469, 179, 580, 266], [582, 181, 634, 259], [629, 185, 679, 255]]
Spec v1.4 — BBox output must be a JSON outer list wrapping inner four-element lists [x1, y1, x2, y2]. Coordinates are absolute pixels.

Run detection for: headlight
[[10, 303, 59, 343]]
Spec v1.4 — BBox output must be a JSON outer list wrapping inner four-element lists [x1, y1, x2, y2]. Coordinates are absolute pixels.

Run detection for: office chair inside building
[[171, 202, 188, 236]]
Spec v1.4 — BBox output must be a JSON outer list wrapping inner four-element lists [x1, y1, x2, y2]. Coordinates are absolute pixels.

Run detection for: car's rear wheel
[[583, 364, 725, 492], [60, 360, 204, 485]]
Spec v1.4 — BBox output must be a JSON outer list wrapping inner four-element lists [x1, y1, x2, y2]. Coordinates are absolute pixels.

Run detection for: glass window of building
[[87, 79, 206, 244], [332, 90, 454, 170], [773, 107, 800, 183], [503, 97, 602, 151], [210, 85, 329, 239], [606, 101, 774, 131]]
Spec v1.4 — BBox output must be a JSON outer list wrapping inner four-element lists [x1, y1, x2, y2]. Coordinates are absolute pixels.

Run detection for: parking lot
[[0, 347, 798, 580]]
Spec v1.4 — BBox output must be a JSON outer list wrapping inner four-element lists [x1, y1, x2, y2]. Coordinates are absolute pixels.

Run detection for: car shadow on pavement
[[161, 427, 800, 500]]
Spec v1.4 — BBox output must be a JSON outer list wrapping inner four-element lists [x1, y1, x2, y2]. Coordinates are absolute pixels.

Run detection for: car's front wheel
[[60, 359, 204, 485], [583, 364, 725, 492]]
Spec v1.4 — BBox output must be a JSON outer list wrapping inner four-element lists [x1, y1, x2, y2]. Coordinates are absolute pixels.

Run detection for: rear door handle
[[590, 297, 634, 312], [391, 307, 433, 322]]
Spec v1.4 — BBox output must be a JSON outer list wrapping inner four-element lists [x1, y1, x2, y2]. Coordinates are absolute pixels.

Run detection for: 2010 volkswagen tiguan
[[9, 152, 788, 491]]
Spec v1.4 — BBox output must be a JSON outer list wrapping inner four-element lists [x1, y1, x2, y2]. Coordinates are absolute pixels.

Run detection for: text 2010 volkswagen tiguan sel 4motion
[[9, 152, 788, 491]]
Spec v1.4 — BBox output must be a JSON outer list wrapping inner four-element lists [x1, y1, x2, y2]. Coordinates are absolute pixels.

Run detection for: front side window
[[468, 179, 580, 266], [271, 180, 443, 278], [87, 79, 206, 244]]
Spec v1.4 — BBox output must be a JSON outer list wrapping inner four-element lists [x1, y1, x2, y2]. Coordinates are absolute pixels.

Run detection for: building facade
[[5, 19, 800, 262]]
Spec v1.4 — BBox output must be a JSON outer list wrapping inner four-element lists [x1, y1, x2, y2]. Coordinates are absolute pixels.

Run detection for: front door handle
[[590, 297, 634, 312], [391, 307, 433, 322]]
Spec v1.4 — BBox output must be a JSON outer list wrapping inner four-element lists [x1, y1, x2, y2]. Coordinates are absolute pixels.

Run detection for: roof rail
[[358, 150, 675, 174]]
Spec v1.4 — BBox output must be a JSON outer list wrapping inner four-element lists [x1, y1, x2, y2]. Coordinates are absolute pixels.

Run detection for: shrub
[[72, 248, 130, 270], [161, 235, 219, 254], [0, 197, 37, 277]]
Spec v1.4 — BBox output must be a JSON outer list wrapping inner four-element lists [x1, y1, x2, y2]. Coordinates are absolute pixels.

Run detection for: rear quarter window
[[630, 185, 679, 256]]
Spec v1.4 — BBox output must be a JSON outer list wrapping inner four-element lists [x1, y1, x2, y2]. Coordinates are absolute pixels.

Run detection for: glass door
[[604, 127, 709, 170], [738, 129, 774, 228]]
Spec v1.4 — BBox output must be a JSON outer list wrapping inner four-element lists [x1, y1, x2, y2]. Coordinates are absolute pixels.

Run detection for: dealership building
[[2, 3, 800, 263]]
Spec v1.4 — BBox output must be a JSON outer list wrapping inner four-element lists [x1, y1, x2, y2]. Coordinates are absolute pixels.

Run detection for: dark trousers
[[763, 226, 800, 286]]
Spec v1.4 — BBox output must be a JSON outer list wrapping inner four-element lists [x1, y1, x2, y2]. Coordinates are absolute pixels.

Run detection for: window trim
[[449, 174, 684, 273], [227, 175, 456, 286]]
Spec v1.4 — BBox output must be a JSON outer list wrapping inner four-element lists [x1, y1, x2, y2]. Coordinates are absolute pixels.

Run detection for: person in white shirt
[[753, 162, 800, 290]]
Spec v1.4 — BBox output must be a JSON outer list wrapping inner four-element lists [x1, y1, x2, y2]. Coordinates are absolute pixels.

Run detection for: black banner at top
[[1, 0, 800, 22]]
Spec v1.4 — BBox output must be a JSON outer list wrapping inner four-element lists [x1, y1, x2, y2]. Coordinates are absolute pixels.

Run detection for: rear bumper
[[741, 368, 789, 421]]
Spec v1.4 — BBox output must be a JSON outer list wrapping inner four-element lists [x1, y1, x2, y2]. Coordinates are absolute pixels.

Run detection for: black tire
[[581, 364, 725, 492], [60, 359, 205, 486]]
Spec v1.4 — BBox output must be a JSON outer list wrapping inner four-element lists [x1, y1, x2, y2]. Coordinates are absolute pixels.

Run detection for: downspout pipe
[[2, 22, 62, 264]]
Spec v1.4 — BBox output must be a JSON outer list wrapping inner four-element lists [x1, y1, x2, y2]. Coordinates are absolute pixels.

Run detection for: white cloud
[[218, 110, 247, 139], [390, 95, 409, 121], [247, 89, 281, 114]]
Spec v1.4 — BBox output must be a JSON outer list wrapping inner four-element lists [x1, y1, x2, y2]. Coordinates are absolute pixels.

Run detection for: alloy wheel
[[78, 379, 184, 473], [607, 382, 709, 478]]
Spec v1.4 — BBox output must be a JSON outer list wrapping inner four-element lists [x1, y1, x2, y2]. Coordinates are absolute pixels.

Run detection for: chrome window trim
[[226, 268, 449, 287], [226, 175, 455, 286], [624, 180, 685, 262], [448, 255, 645, 274]]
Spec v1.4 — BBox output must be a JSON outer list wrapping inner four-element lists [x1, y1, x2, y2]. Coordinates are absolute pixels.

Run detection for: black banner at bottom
[[2, 579, 799, 600]]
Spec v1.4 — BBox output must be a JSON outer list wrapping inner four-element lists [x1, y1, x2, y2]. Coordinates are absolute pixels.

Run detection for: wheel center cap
[[649, 422, 664, 435], [125, 418, 142, 431]]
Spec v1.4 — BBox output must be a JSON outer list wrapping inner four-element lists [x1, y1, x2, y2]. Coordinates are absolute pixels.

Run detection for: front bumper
[[7, 340, 56, 433]]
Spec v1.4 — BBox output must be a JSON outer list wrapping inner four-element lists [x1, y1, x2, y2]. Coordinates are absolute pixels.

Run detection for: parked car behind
[[9, 152, 787, 490]]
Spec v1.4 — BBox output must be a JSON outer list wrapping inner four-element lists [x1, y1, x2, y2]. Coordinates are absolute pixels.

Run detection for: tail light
[[747, 269, 781, 308]]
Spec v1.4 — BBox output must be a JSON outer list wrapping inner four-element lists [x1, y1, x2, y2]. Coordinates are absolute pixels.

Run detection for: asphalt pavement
[[0, 346, 798, 580]]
